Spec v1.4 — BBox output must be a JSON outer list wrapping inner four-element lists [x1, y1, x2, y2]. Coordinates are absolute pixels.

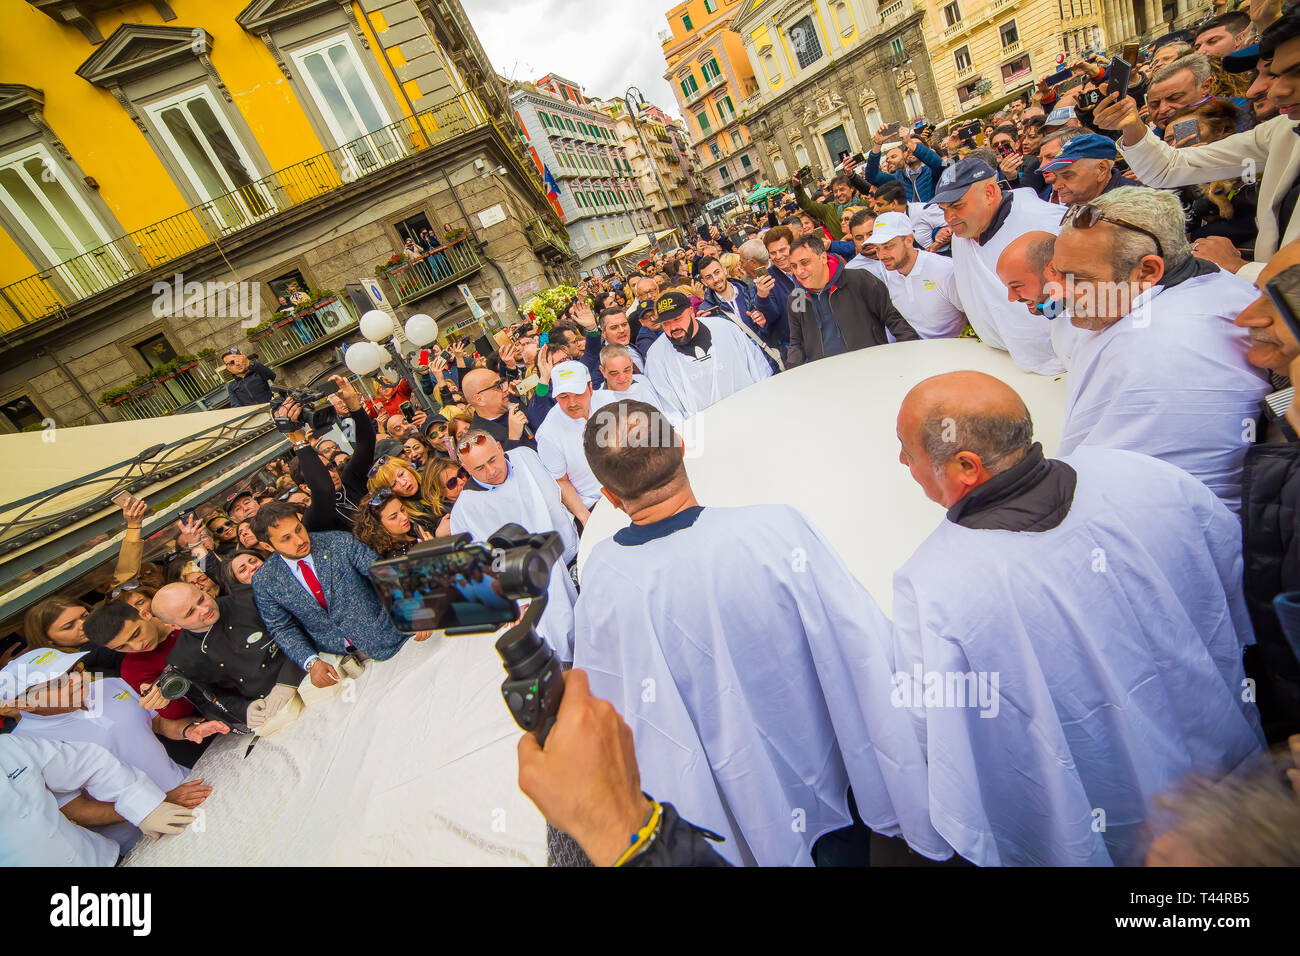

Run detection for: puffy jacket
[[1239, 440, 1300, 741]]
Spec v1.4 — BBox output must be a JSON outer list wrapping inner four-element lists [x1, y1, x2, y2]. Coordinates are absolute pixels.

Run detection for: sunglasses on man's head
[[1063, 203, 1165, 259], [457, 433, 489, 455]]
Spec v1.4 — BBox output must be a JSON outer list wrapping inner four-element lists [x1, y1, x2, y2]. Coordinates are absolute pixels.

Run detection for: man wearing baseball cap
[[930, 156, 1068, 374], [2, 646, 225, 857], [226, 489, 259, 523], [535, 361, 603, 511], [1224, 43, 1280, 124], [866, 212, 966, 339], [642, 291, 773, 422], [1037, 133, 1129, 206]]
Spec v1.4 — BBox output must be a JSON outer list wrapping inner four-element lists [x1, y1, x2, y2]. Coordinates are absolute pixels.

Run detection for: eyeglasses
[[367, 455, 391, 479], [368, 488, 397, 509], [1063, 203, 1165, 259], [474, 379, 508, 399], [457, 433, 489, 455], [209, 521, 233, 534], [444, 468, 469, 490], [110, 579, 141, 599]]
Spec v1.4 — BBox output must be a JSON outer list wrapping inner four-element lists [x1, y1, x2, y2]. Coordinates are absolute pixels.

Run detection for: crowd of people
[[7, 5, 1300, 868]]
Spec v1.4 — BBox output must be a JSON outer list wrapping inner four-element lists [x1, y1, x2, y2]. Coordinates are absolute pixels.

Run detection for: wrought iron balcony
[[106, 358, 227, 422], [0, 91, 492, 332], [245, 295, 359, 369], [524, 216, 575, 259], [379, 236, 484, 306]]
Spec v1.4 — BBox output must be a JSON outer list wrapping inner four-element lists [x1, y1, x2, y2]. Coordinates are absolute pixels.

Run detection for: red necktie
[[298, 559, 327, 610]]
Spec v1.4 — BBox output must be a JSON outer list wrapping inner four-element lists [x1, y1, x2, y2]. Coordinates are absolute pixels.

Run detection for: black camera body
[[369, 524, 567, 744], [154, 665, 252, 733], [269, 382, 339, 434]]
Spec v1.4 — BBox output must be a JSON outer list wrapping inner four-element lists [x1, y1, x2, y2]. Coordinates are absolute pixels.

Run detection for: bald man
[[891, 371, 1264, 866], [573, 400, 947, 867], [994, 230, 1083, 369], [152, 582, 303, 730], [930, 157, 1067, 373], [462, 366, 536, 451]]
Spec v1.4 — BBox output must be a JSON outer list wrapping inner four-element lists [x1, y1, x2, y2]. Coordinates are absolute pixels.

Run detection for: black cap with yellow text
[[653, 291, 692, 322]]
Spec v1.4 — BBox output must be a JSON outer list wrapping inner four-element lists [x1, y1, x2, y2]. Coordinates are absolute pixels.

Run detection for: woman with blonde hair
[[367, 455, 442, 531], [720, 252, 743, 281]]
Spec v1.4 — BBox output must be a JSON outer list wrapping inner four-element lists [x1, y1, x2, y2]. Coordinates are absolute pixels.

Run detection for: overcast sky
[[464, 0, 684, 119]]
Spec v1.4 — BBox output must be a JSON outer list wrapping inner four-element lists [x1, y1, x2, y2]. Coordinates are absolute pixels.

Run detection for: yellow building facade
[[661, 0, 763, 199]]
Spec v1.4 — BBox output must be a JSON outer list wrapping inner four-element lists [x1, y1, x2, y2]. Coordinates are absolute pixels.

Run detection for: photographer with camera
[[250, 502, 432, 688], [150, 581, 305, 732], [275, 375, 375, 530]]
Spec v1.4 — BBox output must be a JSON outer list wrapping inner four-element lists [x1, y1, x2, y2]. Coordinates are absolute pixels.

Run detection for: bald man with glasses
[[463, 367, 538, 451]]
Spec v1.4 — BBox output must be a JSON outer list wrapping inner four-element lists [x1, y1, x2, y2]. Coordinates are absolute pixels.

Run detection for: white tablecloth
[[125, 629, 546, 866]]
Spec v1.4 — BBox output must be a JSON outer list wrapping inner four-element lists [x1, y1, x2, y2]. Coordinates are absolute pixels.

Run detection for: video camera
[[270, 381, 339, 434], [369, 524, 566, 744]]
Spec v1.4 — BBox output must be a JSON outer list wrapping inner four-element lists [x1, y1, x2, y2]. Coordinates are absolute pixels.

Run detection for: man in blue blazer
[[249, 502, 431, 687]]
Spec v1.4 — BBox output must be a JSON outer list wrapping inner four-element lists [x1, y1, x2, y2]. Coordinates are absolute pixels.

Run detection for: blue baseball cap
[[926, 157, 998, 206], [1039, 133, 1119, 173], [1223, 43, 1260, 74], [1044, 106, 1077, 128]]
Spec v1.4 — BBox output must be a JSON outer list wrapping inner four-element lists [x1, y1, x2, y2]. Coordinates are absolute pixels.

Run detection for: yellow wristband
[[613, 800, 662, 867]]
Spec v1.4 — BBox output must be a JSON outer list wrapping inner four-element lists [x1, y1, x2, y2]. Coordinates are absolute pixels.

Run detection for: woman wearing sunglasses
[[352, 488, 434, 558], [420, 455, 468, 535], [367, 455, 444, 534]]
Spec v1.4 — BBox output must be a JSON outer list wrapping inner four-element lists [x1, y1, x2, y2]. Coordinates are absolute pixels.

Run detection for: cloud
[[463, 0, 683, 120]]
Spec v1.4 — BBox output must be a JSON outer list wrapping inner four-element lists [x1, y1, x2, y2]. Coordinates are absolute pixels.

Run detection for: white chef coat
[[879, 249, 967, 338]]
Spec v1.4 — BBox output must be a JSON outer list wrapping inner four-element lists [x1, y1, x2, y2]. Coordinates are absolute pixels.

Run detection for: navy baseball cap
[[927, 157, 998, 206], [653, 291, 693, 322], [1043, 106, 1077, 128], [1039, 133, 1119, 173], [1223, 43, 1260, 74]]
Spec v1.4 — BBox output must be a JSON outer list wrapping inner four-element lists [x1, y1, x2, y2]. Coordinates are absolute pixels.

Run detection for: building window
[[943, 1, 961, 26], [682, 13, 693, 30], [1001, 55, 1032, 83], [731, 129, 744, 149], [789, 15, 824, 69], [0, 143, 115, 270], [891, 37, 905, 59], [957, 78, 982, 102], [717, 95, 736, 123], [1, 395, 43, 432], [289, 33, 390, 146], [702, 58, 722, 82], [955, 46, 972, 72], [704, 0, 717, 11], [680, 74, 699, 98], [905, 88, 924, 118], [740, 154, 752, 170], [696, 110, 711, 135], [710, 142, 721, 160], [1000, 20, 1019, 47]]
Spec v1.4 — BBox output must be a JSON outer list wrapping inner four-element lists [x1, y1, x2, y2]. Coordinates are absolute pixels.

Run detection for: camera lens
[[156, 670, 190, 700]]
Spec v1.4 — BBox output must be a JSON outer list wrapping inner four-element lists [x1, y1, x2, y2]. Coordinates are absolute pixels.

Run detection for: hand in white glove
[[247, 684, 298, 728], [139, 801, 196, 840]]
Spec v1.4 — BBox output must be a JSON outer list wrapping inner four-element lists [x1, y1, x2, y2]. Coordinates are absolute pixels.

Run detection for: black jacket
[[786, 256, 919, 367], [170, 592, 304, 723], [226, 363, 277, 407], [1239, 441, 1300, 741], [298, 408, 375, 531]]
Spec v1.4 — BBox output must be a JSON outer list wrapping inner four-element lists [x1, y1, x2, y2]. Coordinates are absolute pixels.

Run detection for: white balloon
[[344, 341, 384, 376], [404, 313, 439, 346], [360, 309, 395, 342]]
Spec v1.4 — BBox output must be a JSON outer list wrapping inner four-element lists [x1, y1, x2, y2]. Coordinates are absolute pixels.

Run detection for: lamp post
[[344, 310, 442, 418], [623, 86, 684, 248]]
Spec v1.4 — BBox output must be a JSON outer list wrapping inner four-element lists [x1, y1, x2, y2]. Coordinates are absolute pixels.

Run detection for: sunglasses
[[210, 521, 234, 534], [367, 455, 391, 479], [110, 579, 141, 599], [457, 433, 489, 455], [368, 488, 397, 509], [444, 467, 469, 490], [474, 379, 508, 399], [1063, 203, 1165, 259]]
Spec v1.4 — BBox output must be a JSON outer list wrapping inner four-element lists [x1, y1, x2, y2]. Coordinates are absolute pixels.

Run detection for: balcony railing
[[0, 91, 492, 332], [108, 360, 227, 422], [245, 295, 359, 368], [380, 236, 483, 306], [525, 216, 575, 259], [880, 0, 905, 17]]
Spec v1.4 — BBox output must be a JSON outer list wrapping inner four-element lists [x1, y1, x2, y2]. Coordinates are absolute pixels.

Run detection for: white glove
[[247, 684, 298, 728], [339, 657, 366, 680], [139, 802, 196, 840]]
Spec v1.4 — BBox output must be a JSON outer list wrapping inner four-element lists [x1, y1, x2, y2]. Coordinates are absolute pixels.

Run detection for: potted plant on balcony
[[99, 373, 154, 406], [375, 252, 405, 277]]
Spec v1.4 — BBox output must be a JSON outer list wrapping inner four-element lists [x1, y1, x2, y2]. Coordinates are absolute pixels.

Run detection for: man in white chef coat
[[572, 399, 949, 867], [1051, 186, 1268, 511], [867, 211, 967, 339], [450, 430, 579, 662], [931, 157, 1067, 373], [891, 370, 1264, 866], [536, 361, 602, 510], [643, 291, 773, 422]]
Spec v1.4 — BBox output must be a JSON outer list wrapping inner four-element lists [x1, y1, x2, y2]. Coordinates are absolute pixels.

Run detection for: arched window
[[788, 16, 823, 70]]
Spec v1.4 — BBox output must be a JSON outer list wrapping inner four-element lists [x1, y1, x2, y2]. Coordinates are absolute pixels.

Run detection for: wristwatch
[[303, 654, 321, 670]]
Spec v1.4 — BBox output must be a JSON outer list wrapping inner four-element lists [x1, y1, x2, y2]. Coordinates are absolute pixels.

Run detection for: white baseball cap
[[551, 361, 591, 397], [868, 212, 912, 245], [0, 646, 88, 700]]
